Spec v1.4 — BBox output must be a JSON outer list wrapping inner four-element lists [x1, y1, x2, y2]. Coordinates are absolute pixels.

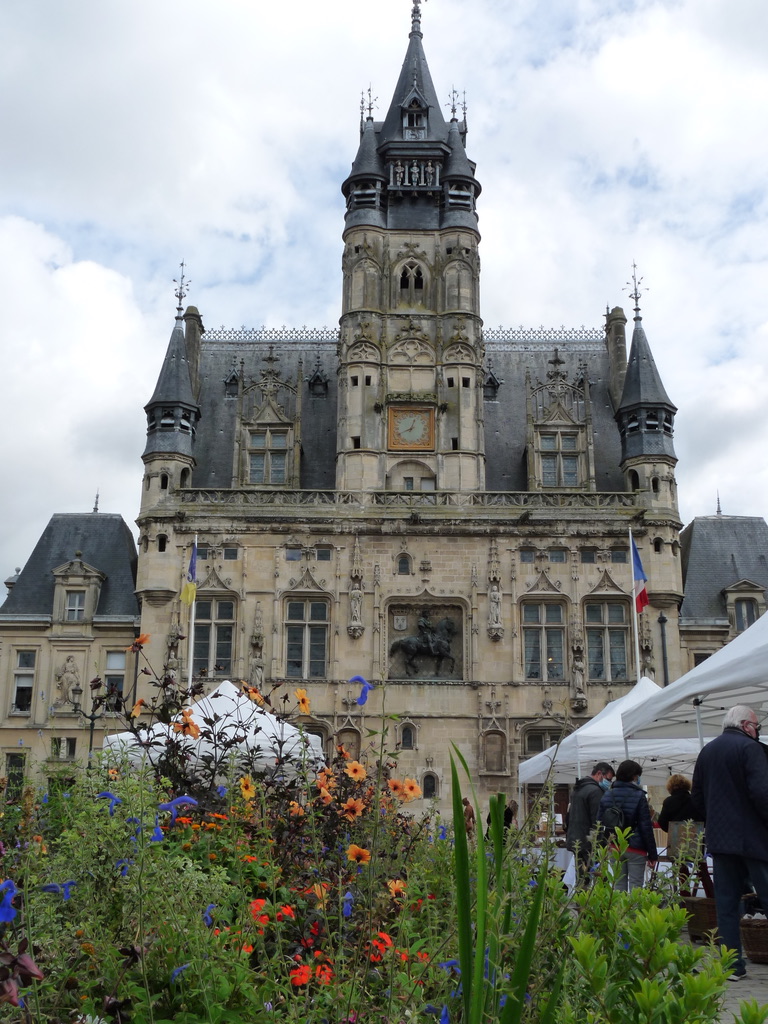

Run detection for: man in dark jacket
[[566, 761, 614, 877], [691, 704, 768, 981]]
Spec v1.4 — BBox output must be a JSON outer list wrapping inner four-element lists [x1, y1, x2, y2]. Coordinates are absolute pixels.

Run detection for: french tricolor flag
[[631, 536, 649, 613]]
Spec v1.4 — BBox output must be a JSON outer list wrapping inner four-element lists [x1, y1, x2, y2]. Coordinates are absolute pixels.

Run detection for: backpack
[[601, 802, 625, 831]]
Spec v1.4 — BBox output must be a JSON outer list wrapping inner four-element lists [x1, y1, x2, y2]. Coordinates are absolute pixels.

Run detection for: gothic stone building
[[133, 4, 685, 812], [0, 5, 703, 809]]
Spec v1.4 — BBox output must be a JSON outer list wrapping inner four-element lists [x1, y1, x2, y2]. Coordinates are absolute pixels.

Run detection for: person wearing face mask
[[597, 759, 658, 892], [691, 705, 768, 982], [565, 761, 614, 880]]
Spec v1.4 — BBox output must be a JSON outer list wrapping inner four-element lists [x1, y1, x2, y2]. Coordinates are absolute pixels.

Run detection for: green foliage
[[0, 693, 759, 1023]]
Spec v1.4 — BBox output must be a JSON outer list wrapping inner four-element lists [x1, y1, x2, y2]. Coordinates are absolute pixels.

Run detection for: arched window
[[653, 537, 663, 554], [628, 470, 640, 491], [652, 476, 660, 494], [160, 473, 169, 490], [397, 554, 412, 575], [157, 534, 168, 553], [423, 772, 438, 799], [180, 468, 190, 488], [399, 262, 425, 305], [337, 728, 361, 760], [401, 725, 415, 750]]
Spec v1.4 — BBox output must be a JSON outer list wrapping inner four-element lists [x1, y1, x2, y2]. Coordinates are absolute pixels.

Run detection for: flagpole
[[629, 528, 642, 684], [187, 534, 198, 690]]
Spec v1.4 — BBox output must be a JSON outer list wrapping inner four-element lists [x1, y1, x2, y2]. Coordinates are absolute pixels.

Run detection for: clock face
[[389, 408, 434, 450]]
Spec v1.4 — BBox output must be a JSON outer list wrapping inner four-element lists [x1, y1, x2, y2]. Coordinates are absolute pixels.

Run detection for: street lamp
[[69, 683, 105, 760]]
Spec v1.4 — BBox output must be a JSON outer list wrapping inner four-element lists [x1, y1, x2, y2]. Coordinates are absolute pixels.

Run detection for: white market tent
[[103, 680, 326, 778], [519, 676, 703, 785], [622, 610, 768, 744]]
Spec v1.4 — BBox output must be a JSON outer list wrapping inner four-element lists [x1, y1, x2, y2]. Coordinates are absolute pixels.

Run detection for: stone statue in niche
[[347, 583, 364, 640], [425, 160, 434, 186], [487, 584, 504, 641], [570, 645, 587, 711], [248, 646, 264, 689], [410, 159, 420, 185], [394, 161, 404, 186], [54, 654, 81, 706]]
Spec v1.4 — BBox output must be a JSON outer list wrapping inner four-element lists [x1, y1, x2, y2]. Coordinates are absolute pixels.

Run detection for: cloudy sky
[[1, 0, 766, 581]]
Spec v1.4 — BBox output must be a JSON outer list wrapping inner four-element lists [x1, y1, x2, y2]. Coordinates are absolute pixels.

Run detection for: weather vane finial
[[411, 0, 427, 34], [625, 261, 647, 320], [448, 86, 459, 119], [366, 84, 377, 119], [173, 260, 190, 318]]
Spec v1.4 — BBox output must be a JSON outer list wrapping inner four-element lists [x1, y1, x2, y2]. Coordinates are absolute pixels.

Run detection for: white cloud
[[0, 0, 766, 580]]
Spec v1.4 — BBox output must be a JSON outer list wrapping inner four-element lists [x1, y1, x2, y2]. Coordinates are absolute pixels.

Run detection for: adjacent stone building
[[0, 514, 139, 789]]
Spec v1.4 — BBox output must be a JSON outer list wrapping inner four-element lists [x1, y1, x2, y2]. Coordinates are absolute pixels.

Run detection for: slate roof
[[617, 317, 676, 412], [0, 514, 139, 619], [188, 328, 626, 493], [679, 515, 768, 620]]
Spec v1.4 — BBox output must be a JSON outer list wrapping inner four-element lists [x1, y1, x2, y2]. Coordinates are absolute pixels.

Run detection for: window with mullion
[[522, 603, 565, 681], [193, 599, 236, 676], [538, 432, 581, 488], [285, 599, 329, 679], [585, 601, 628, 681], [249, 429, 288, 485]]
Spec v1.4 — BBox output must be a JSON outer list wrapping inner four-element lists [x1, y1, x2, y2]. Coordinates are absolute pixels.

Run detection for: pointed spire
[[93, 489, 99, 514], [378, 1, 447, 145], [717, 491, 722, 515]]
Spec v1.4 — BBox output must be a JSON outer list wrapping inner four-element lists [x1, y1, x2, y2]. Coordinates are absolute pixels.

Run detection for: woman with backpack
[[597, 759, 658, 891]]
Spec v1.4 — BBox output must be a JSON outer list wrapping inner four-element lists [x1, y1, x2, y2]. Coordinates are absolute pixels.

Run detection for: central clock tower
[[336, 1, 484, 494]]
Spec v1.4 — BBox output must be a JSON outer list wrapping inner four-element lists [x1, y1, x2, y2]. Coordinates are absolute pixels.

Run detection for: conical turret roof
[[145, 317, 197, 410], [347, 117, 386, 181], [617, 317, 676, 413], [378, 15, 448, 145]]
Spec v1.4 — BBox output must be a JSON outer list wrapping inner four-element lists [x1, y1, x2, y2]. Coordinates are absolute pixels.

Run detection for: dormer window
[[403, 98, 426, 139], [249, 429, 288, 485]]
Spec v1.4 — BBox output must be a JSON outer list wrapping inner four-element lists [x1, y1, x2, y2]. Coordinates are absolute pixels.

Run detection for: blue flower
[[116, 859, 133, 877], [437, 825, 448, 840], [202, 904, 215, 928], [150, 816, 164, 842], [96, 792, 122, 816], [351, 675, 375, 706], [40, 880, 77, 900], [0, 881, 17, 923], [438, 959, 460, 974], [440, 1007, 450, 1024], [342, 891, 354, 919], [216, 785, 227, 799], [171, 964, 190, 982], [158, 795, 198, 823]]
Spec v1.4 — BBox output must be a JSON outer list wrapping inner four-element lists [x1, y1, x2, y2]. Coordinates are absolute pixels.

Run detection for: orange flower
[[372, 930, 393, 952], [403, 778, 422, 802], [344, 761, 367, 782], [347, 844, 371, 864], [289, 800, 304, 817], [244, 685, 265, 706], [249, 899, 270, 925], [315, 963, 333, 985], [387, 879, 407, 898], [130, 699, 146, 719], [173, 709, 201, 739], [276, 904, 295, 921], [307, 882, 329, 909], [125, 633, 151, 652], [318, 787, 334, 806], [317, 770, 336, 791], [240, 776, 256, 802], [340, 798, 365, 822], [387, 778, 406, 800], [337, 744, 350, 759], [290, 964, 312, 986], [294, 688, 311, 714]]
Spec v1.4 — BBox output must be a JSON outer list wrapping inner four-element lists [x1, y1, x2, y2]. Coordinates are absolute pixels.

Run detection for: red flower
[[276, 904, 295, 921], [290, 964, 312, 986], [315, 963, 333, 985]]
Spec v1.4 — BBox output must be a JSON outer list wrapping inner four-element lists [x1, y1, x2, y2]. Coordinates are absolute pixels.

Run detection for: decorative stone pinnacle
[[173, 260, 189, 318]]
